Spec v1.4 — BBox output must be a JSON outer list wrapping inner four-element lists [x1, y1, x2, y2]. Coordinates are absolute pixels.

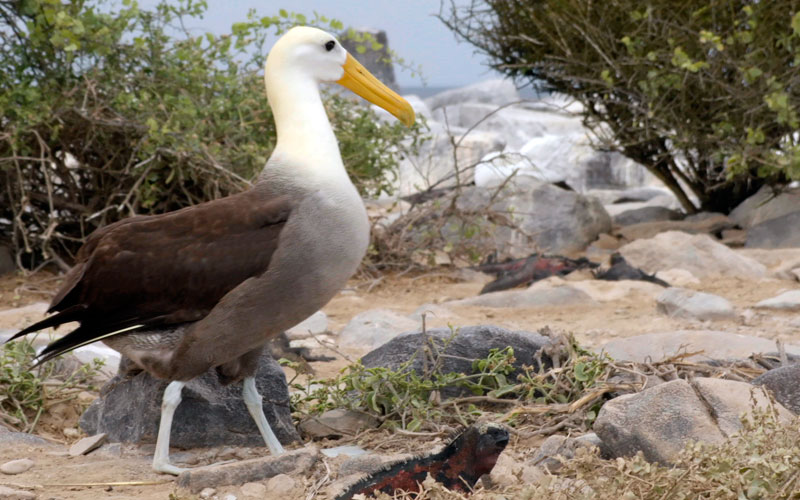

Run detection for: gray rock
[[361, 325, 553, 398], [746, 212, 800, 248], [199, 488, 216, 499], [432, 102, 547, 151], [0, 459, 34, 475], [240, 481, 267, 498], [337, 309, 419, 351], [0, 485, 36, 500], [265, 474, 297, 495], [754, 290, 800, 311], [447, 284, 596, 309], [616, 214, 735, 242], [339, 29, 396, 91], [529, 435, 599, 472], [80, 351, 299, 449], [594, 378, 790, 464], [619, 231, 767, 278], [602, 330, 800, 363], [752, 364, 800, 414], [177, 445, 317, 493], [729, 185, 800, 228], [68, 433, 106, 456], [285, 311, 328, 340], [425, 79, 520, 111], [445, 177, 611, 258], [613, 206, 682, 226], [298, 409, 379, 438], [656, 288, 736, 321], [0, 431, 53, 447], [612, 187, 676, 203]]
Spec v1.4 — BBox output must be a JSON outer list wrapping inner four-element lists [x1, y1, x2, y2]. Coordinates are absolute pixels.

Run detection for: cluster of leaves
[[288, 331, 611, 431], [0, 0, 423, 269], [440, 0, 800, 213], [0, 339, 104, 433]]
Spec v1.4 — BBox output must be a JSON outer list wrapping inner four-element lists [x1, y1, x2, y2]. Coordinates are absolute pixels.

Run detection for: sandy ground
[[1, 256, 799, 499]]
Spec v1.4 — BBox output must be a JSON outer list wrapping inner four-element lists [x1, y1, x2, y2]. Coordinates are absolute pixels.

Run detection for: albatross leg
[[152, 380, 187, 475], [242, 376, 285, 455]]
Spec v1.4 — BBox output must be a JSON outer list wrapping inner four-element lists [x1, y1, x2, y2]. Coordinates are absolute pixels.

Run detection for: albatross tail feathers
[[31, 323, 144, 367], [4, 305, 89, 343]]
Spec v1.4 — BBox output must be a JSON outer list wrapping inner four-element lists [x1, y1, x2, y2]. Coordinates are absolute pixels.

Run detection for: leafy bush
[[440, 0, 800, 213], [0, 0, 422, 269]]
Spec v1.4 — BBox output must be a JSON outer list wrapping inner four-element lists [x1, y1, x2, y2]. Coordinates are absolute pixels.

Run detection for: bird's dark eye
[[325, 40, 336, 51]]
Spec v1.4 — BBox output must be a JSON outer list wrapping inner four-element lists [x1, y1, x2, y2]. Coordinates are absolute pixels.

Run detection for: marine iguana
[[335, 423, 509, 499]]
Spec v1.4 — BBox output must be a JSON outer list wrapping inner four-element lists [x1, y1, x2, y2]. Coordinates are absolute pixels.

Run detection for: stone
[[425, 78, 520, 111], [177, 445, 317, 493], [446, 177, 612, 258], [654, 268, 700, 287], [656, 288, 736, 321], [265, 474, 296, 495], [337, 309, 419, 351], [618, 231, 767, 279], [0, 303, 48, 333], [298, 409, 379, 438], [80, 351, 299, 449], [752, 364, 800, 414], [601, 330, 800, 363], [616, 214, 735, 242], [285, 311, 328, 340], [0, 459, 34, 475], [565, 279, 664, 302], [361, 325, 553, 398], [729, 185, 800, 228], [0, 431, 53, 447], [754, 290, 800, 311], [222, 495, 237, 500], [68, 433, 106, 456], [691, 378, 794, 436], [594, 378, 791, 464], [199, 488, 216, 499], [529, 435, 598, 473], [746, 212, 800, 248], [240, 482, 267, 498], [408, 304, 460, 324], [612, 206, 682, 226], [446, 284, 596, 309], [0, 485, 36, 500]]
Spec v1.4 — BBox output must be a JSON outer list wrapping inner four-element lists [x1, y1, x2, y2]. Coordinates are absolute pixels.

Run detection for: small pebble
[[62, 428, 80, 439], [0, 458, 35, 475], [199, 487, 216, 499], [222, 494, 238, 500], [240, 482, 267, 497], [68, 433, 107, 456], [266, 474, 296, 494]]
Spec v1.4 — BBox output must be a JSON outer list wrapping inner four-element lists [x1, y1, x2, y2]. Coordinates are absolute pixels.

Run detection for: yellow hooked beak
[[337, 53, 415, 127]]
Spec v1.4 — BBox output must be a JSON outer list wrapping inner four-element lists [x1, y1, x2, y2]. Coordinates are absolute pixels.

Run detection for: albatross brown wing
[[10, 189, 293, 362]]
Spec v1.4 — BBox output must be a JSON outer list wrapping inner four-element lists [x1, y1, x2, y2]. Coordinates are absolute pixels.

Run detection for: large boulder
[[432, 103, 548, 151], [594, 378, 792, 464], [360, 325, 554, 397], [80, 351, 299, 449], [446, 283, 597, 309], [442, 177, 612, 258], [729, 185, 800, 229], [337, 309, 419, 351], [618, 231, 767, 278], [616, 214, 734, 242], [745, 211, 800, 249], [601, 330, 800, 363], [424, 79, 520, 111], [612, 206, 683, 226]]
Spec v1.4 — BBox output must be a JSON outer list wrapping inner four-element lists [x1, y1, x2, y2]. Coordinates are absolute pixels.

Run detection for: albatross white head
[[264, 26, 414, 179]]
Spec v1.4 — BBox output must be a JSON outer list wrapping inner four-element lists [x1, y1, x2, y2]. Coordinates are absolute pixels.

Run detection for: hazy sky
[[136, 0, 495, 88]]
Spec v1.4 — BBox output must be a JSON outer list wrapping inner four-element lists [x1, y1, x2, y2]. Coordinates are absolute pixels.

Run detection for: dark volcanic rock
[[80, 352, 299, 449], [752, 363, 800, 414], [361, 325, 554, 397]]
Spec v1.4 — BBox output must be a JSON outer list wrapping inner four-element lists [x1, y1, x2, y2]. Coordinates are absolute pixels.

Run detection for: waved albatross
[[8, 26, 414, 474]]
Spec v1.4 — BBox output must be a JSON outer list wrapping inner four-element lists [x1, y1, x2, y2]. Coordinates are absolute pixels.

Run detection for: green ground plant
[[0, 338, 104, 433]]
